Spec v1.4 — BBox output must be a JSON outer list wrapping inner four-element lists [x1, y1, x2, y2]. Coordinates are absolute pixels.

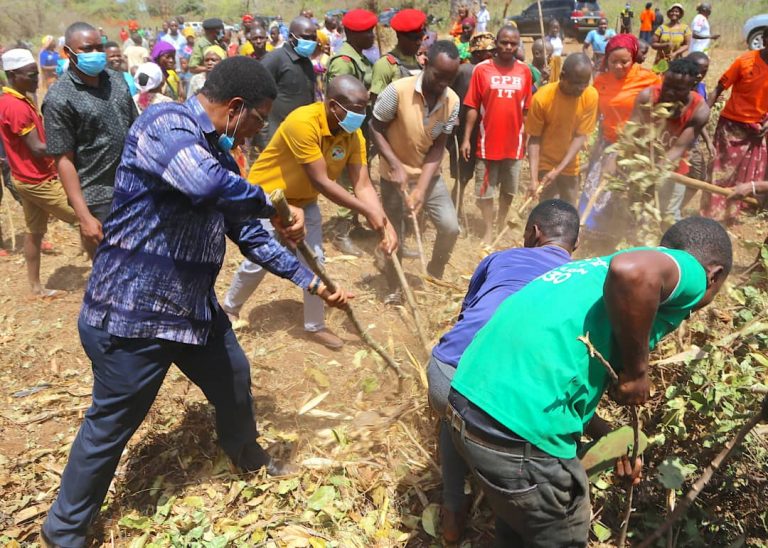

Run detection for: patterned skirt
[[709, 116, 768, 219]]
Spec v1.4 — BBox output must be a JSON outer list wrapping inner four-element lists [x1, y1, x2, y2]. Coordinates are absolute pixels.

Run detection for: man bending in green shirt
[[448, 217, 732, 546]]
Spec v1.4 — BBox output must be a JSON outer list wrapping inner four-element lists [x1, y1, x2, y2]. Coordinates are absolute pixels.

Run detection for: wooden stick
[[669, 172, 759, 206], [536, 0, 545, 40], [578, 332, 639, 547], [410, 210, 428, 275], [0, 168, 15, 251], [390, 253, 431, 356], [638, 395, 768, 548], [269, 190, 405, 380], [617, 405, 640, 548], [491, 195, 534, 249]]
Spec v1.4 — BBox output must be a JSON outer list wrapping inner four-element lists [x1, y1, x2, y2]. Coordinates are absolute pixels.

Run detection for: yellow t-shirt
[[240, 42, 254, 56], [249, 102, 367, 206], [525, 82, 599, 176]]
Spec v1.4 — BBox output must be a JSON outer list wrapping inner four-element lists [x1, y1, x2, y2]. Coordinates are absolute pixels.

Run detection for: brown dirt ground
[[0, 44, 765, 547]]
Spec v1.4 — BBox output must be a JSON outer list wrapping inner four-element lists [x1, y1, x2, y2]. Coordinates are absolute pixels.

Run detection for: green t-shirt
[[528, 63, 542, 88], [451, 247, 706, 459]]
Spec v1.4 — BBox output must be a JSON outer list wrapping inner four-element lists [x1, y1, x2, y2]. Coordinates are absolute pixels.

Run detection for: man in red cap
[[370, 9, 426, 104], [326, 8, 378, 256], [327, 9, 378, 88]]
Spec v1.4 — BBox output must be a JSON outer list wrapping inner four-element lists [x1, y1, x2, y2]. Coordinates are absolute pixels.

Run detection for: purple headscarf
[[151, 40, 176, 63]]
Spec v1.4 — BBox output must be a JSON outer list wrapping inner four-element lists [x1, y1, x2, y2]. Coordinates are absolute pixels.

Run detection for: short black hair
[[660, 217, 733, 273], [527, 199, 580, 248], [686, 51, 709, 65], [667, 58, 700, 78], [427, 40, 459, 63], [104, 41, 120, 50], [645, 2, 652, 8], [200, 57, 277, 107], [65, 22, 96, 45]]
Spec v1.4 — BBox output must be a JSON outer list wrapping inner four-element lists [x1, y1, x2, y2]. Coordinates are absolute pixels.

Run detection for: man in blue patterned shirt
[[41, 57, 350, 548]]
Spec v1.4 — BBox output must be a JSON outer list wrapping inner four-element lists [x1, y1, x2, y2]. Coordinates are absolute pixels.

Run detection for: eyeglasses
[[251, 107, 269, 130]]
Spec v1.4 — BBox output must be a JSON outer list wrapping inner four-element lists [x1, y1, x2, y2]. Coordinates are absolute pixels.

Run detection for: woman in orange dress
[[579, 34, 660, 243]]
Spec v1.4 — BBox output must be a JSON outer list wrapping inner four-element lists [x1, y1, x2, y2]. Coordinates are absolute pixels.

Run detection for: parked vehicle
[[743, 14, 768, 50], [185, 21, 203, 34], [509, 0, 604, 39]]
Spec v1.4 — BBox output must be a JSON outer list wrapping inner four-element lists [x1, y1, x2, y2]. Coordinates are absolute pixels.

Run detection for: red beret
[[342, 9, 378, 32], [391, 9, 427, 33], [242, 14, 254, 22]]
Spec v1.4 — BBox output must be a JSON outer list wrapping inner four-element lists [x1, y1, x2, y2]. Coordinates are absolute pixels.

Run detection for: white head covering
[[1, 49, 36, 72], [133, 62, 164, 92]]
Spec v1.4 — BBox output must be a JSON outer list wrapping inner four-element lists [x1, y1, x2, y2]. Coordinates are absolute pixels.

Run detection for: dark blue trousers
[[43, 313, 258, 547]]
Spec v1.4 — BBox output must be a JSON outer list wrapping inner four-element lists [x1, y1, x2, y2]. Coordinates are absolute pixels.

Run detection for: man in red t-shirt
[[0, 49, 77, 296], [461, 25, 532, 244]]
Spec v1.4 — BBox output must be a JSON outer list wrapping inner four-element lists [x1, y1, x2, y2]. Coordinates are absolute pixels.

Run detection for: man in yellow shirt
[[222, 75, 397, 349], [526, 53, 598, 206]]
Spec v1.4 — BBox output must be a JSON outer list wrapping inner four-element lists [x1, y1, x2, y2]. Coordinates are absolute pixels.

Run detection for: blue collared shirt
[[80, 95, 314, 345], [432, 245, 572, 367]]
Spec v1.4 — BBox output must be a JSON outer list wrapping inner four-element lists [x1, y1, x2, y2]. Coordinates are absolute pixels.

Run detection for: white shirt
[[477, 8, 491, 32], [690, 13, 710, 53], [547, 35, 563, 56]]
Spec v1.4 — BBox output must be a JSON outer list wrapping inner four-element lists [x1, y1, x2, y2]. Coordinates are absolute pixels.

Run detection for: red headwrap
[[602, 33, 639, 70]]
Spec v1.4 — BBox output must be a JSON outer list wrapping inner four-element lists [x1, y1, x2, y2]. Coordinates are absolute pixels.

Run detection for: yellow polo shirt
[[249, 102, 367, 206]]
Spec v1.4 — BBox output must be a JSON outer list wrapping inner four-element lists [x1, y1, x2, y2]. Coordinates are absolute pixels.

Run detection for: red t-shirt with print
[[463, 59, 533, 160]]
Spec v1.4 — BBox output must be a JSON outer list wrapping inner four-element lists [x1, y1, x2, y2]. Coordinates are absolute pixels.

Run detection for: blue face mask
[[332, 101, 366, 133], [71, 50, 107, 76], [218, 103, 245, 153], [292, 35, 317, 58]]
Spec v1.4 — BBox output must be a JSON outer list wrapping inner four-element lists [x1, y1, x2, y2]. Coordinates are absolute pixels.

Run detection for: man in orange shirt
[[639, 2, 655, 44], [526, 53, 597, 206]]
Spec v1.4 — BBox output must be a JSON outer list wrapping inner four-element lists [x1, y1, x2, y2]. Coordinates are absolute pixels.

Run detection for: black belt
[[446, 402, 550, 459]]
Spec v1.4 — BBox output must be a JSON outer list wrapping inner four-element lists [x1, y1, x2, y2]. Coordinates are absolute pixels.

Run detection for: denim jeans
[[426, 354, 469, 512], [43, 312, 259, 547], [223, 201, 325, 331], [381, 176, 459, 281], [448, 403, 591, 547]]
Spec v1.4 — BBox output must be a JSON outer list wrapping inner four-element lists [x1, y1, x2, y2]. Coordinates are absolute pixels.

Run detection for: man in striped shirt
[[460, 26, 532, 244], [370, 40, 460, 299]]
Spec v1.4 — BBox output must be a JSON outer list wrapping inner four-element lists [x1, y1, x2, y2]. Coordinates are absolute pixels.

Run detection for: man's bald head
[[327, 74, 369, 106], [562, 52, 592, 77], [560, 53, 592, 96], [289, 16, 315, 36]]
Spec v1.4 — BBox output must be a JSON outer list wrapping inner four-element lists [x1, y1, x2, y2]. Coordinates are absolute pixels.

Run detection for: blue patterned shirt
[[80, 96, 314, 345]]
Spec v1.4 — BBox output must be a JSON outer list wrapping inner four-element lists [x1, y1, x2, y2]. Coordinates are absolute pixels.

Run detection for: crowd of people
[[0, 2, 766, 546]]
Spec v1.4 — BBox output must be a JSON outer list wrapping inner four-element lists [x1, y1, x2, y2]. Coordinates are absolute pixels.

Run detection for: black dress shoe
[[234, 441, 297, 475]]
